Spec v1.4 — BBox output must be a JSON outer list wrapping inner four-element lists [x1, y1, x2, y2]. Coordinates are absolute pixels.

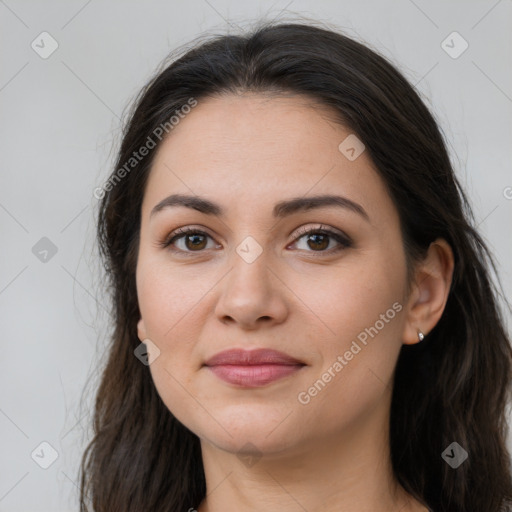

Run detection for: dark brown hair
[[79, 20, 512, 511]]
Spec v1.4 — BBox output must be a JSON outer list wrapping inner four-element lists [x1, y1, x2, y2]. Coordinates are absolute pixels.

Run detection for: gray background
[[1, 0, 511, 510]]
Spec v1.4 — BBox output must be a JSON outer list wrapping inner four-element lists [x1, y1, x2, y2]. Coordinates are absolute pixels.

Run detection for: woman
[[80, 20, 512, 511]]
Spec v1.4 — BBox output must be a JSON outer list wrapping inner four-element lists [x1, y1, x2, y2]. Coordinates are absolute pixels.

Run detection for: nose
[[214, 248, 289, 331]]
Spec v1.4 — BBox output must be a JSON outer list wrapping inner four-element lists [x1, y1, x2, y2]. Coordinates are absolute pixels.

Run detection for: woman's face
[[136, 93, 414, 456]]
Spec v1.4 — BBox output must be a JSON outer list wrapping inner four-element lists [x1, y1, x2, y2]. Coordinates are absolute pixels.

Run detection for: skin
[[136, 93, 454, 512]]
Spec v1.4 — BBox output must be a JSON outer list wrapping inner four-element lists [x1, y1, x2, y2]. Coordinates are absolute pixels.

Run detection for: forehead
[[142, 93, 395, 225]]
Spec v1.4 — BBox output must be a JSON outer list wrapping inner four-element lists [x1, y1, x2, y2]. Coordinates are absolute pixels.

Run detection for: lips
[[204, 348, 305, 387], [204, 348, 303, 366]]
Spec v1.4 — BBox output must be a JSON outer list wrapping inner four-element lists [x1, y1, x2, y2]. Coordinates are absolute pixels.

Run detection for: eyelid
[[291, 223, 349, 243]]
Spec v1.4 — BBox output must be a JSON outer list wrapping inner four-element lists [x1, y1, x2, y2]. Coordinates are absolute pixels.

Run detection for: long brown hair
[[80, 20, 512, 511]]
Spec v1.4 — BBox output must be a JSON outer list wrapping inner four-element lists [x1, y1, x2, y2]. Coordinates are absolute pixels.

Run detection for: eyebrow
[[150, 193, 370, 222]]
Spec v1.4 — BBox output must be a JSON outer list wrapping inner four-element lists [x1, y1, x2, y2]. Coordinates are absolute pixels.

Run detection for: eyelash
[[158, 224, 352, 257]]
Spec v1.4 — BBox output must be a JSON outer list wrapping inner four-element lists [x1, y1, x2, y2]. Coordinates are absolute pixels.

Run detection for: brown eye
[[305, 233, 330, 251], [183, 233, 208, 251], [291, 225, 352, 254], [159, 225, 351, 257], [160, 227, 218, 254], [293, 225, 352, 256]]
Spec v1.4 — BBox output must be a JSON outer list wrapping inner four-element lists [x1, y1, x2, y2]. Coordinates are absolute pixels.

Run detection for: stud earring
[[418, 330, 425, 342]]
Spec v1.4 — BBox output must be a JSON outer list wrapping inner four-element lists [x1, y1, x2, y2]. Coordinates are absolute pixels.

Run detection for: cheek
[[136, 259, 212, 341], [136, 262, 207, 406], [136, 263, 208, 426], [293, 255, 406, 394], [293, 280, 404, 436], [292, 258, 404, 343]]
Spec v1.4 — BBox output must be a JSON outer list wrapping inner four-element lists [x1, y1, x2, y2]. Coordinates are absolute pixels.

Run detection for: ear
[[402, 238, 454, 345], [137, 318, 147, 342]]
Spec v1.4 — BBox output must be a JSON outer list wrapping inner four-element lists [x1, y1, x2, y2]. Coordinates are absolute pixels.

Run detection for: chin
[[203, 428, 299, 458], [190, 405, 302, 455]]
